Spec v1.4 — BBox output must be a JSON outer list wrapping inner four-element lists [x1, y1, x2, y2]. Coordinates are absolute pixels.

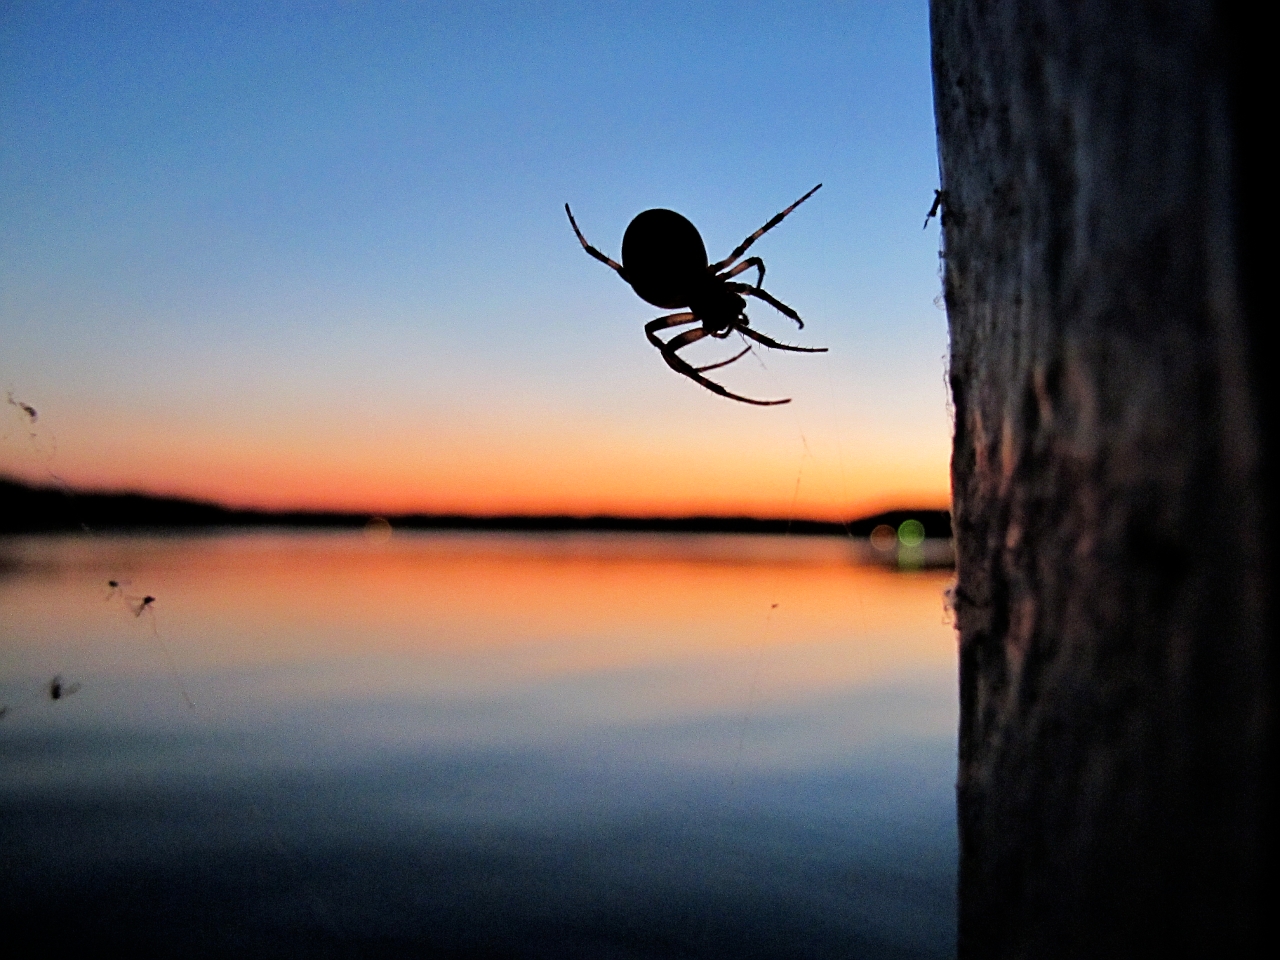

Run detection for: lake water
[[0, 531, 957, 958]]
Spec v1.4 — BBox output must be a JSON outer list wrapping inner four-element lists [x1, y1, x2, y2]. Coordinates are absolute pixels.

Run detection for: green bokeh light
[[898, 519, 926, 547]]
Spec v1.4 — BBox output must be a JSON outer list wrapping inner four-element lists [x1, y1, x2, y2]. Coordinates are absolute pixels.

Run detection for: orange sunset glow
[[2, 378, 951, 519]]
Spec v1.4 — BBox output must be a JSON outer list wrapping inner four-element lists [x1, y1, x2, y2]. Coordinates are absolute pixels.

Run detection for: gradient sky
[[1, 1, 949, 519]]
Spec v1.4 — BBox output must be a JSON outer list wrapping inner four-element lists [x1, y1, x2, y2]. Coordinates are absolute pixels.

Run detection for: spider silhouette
[[566, 185, 827, 405]]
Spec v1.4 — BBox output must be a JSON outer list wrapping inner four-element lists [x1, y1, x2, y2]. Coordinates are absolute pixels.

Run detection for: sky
[[0, 1, 950, 520]]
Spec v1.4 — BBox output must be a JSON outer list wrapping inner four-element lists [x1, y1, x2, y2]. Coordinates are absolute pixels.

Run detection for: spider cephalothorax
[[566, 185, 826, 405]]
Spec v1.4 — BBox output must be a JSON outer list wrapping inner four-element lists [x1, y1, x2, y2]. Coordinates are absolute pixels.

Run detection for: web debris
[[105, 582, 195, 709], [1, 674, 83, 719], [7, 390, 37, 424], [48, 675, 81, 700]]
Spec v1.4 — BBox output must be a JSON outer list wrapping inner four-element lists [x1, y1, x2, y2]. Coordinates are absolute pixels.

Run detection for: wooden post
[[930, 2, 1271, 955]]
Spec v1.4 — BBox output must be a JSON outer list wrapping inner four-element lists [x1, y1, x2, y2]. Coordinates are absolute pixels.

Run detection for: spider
[[566, 185, 827, 405]]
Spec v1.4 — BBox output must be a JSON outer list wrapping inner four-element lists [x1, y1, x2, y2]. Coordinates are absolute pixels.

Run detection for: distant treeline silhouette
[[0, 476, 952, 539]]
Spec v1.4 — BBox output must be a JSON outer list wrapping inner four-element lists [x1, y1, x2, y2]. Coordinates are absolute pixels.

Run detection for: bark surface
[[931, 2, 1270, 955]]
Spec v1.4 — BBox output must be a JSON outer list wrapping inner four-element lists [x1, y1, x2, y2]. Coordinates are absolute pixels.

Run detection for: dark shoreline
[[2, 477, 951, 540]]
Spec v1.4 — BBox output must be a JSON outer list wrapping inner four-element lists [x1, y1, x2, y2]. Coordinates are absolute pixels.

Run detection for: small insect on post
[[566, 186, 827, 405]]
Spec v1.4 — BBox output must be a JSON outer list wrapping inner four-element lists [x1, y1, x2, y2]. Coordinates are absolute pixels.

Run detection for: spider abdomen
[[621, 208, 708, 309]]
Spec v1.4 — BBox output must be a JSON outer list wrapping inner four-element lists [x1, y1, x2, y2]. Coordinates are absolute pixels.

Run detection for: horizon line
[[1, 476, 953, 537]]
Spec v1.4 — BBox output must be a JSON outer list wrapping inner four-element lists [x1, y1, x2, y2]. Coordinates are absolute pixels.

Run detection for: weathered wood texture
[[931, 2, 1270, 955]]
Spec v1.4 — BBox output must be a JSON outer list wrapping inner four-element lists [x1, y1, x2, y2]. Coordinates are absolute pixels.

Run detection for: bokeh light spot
[[898, 519, 926, 547], [364, 517, 393, 543], [870, 524, 898, 552]]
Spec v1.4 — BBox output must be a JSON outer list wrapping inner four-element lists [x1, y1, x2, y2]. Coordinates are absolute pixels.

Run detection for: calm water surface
[[1, 531, 957, 958]]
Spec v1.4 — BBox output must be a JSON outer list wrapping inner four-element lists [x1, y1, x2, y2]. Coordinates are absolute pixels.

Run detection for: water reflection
[[1, 531, 957, 958]]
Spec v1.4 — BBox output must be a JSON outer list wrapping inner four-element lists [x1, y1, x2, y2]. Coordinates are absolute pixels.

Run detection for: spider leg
[[717, 256, 765, 287], [650, 326, 790, 406], [644, 312, 698, 340], [731, 283, 805, 329], [739, 325, 828, 354], [709, 184, 822, 273], [565, 204, 625, 278], [695, 345, 752, 372]]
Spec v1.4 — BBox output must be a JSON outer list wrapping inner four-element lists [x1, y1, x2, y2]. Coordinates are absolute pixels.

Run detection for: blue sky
[[1, 1, 949, 517]]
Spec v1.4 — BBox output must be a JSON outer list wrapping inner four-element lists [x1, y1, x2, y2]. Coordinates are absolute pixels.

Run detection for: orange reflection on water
[[1, 532, 956, 721]]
